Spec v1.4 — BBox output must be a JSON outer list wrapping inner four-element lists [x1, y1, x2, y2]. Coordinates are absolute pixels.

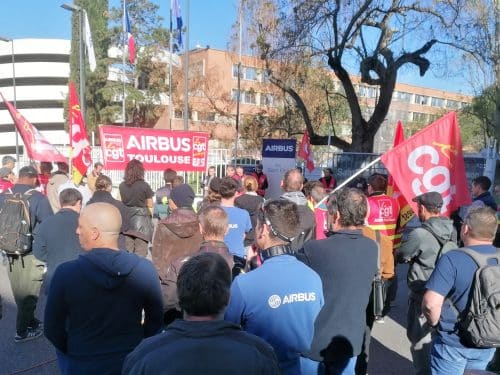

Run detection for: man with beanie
[[152, 183, 202, 325], [396, 191, 456, 375]]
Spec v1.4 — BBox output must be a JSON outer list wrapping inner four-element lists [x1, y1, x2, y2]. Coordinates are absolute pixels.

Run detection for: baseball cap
[[0, 167, 11, 178], [18, 165, 38, 178], [412, 191, 443, 210], [170, 184, 195, 208]]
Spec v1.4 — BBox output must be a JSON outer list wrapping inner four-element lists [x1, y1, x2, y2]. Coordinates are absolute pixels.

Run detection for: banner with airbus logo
[[262, 139, 296, 199]]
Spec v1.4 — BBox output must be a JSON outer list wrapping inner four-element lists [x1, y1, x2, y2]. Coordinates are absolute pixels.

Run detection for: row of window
[[388, 110, 441, 123], [174, 110, 216, 122], [230, 89, 280, 107], [393, 90, 468, 109], [232, 64, 270, 83]]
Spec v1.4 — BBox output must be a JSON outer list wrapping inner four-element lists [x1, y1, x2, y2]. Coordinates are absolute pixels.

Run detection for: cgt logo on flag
[[103, 134, 125, 162], [381, 112, 470, 217]]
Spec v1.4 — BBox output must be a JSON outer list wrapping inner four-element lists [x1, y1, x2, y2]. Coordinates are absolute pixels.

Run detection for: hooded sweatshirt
[[280, 191, 316, 251], [44, 248, 163, 374], [396, 216, 456, 294], [152, 208, 202, 283]]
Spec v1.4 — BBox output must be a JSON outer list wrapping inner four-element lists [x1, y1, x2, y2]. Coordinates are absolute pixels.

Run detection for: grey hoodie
[[396, 216, 456, 294], [280, 191, 316, 251]]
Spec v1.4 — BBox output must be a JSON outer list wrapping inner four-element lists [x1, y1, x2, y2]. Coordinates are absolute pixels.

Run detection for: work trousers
[[407, 293, 433, 375], [7, 253, 44, 335]]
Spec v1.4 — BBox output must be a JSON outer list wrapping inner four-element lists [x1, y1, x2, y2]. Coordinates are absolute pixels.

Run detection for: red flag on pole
[[298, 130, 315, 172], [380, 112, 471, 217], [0, 92, 67, 163], [69, 82, 92, 184]]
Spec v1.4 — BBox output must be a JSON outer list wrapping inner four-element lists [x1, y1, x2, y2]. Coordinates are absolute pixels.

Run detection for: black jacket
[[122, 320, 280, 375]]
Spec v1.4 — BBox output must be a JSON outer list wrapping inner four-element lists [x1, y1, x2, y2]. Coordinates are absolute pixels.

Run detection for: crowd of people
[[0, 156, 499, 375]]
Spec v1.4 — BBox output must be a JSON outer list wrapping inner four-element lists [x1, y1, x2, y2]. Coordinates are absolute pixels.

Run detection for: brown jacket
[[152, 208, 202, 284], [362, 226, 395, 280]]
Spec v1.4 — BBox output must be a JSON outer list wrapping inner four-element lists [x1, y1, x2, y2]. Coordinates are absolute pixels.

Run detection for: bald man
[[44, 202, 163, 375]]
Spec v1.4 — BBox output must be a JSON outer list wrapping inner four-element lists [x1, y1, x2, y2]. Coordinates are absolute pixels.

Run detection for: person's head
[[93, 162, 104, 175], [2, 155, 16, 170], [346, 176, 368, 194], [198, 205, 228, 240], [219, 177, 238, 200], [77, 202, 121, 251], [124, 159, 145, 185], [207, 177, 222, 203], [282, 168, 304, 192], [412, 191, 443, 221], [172, 175, 184, 187], [367, 173, 387, 195], [310, 184, 326, 204], [330, 188, 367, 229], [302, 181, 317, 199], [56, 162, 69, 174], [0, 167, 11, 180], [178, 252, 232, 320], [40, 162, 53, 175], [323, 168, 333, 178], [169, 183, 195, 210], [207, 166, 216, 176], [255, 199, 299, 249], [460, 206, 497, 245], [226, 165, 235, 177], [17, 166, 38, 186], [163, 168, 177, 184], [236, 166, 244, 177], [242, 175, 258, 193], [95, 174, 113, 192], [471, 176, 492, 197], [59, 188, 83, 212], [254, 164, 263, 174]]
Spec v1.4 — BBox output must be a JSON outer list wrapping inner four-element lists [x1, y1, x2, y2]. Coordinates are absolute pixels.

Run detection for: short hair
[[177, 252, 231, 316], [257, 199, 299, 241], [40, 162, 53, 174], [59, 188, 83, 207], [472, 176, 492, 192], [94, 162, 104, 168], [219, 177, 238, 199], [283, 169, 303, 192], [226, 165, 235, 173], [367, 174, 387, 192], [172, 175, 184, 187], [95, 174, 113, 191], [311, 184, 326, 203], [236, 166, 244, 172], [199, 205, 228, 238], [242, 175, 258, 192], [56, 162, 69, 174], [163, 168, 177, 183], [2, 155, 15, 165], [463, 206, 497, 241], [336, 188, 367, 227], [303, 181, 319, 198]]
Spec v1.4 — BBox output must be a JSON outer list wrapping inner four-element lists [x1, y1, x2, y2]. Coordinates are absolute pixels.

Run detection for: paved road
[[0, 259, 413, 375]]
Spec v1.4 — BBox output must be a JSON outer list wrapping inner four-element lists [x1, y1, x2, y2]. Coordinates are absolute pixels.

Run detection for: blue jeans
[[431, 337, 495, 375], [300, 356, 357, 375]]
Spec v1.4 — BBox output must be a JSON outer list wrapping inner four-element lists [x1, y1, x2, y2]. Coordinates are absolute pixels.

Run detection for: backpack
[[455, 248, 500, 348], [0, 188, 35, 255], [422, 226, 457, 265]]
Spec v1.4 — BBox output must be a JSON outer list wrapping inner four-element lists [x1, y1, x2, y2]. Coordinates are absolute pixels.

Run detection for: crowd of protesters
[[0, 156, 499, 375]]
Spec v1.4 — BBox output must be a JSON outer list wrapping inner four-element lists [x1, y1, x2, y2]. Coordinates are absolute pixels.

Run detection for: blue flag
[[171, 0, 183, 47]]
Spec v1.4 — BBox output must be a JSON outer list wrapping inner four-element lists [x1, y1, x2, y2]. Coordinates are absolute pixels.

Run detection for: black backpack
[[455, 248, 500, 348], [0, 188, 35, 255]]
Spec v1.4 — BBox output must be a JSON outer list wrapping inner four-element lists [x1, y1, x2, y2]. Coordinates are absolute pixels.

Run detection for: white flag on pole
[[83, 10, 97, 72]]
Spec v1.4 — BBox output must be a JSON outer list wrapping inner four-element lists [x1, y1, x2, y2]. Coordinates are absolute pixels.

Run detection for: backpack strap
[[421, 226, 450, 266], [454, 247, 500, 268]]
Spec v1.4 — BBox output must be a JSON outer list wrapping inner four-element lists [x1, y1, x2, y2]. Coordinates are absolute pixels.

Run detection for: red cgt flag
[[0, 92, 67, 163], [381, 112, 471, 217], [298, 130, 315, 172], [69, 82, 92, 184]]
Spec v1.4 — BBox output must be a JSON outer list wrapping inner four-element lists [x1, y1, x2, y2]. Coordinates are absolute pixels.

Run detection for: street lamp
[[61, 2, 85, 121], [0, 36, 20, 164]]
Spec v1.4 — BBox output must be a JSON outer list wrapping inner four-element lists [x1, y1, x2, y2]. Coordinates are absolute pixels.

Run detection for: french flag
[[125, 7, 135, 64], [171, 0, 183, 47]]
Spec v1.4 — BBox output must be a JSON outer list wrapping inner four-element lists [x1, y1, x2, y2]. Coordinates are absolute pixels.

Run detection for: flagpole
[[234, 0, 242, 164], [169, 1, 173, 130], [314, 156, 382, 208], [122, 0, 126, 126], [183, 0, 189, 131]]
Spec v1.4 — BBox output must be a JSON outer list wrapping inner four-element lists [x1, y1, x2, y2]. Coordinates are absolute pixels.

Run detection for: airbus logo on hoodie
[[267, 292, 317, 309]]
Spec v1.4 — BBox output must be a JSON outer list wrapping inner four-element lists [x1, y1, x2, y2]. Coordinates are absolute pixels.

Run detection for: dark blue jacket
[[473, 191, 497, 212], [44, 248, 163, 375], [32, 208, 83, 293]]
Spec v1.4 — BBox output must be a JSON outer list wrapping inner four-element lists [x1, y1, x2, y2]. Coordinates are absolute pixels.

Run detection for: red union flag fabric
[[69, 82, 92, 184], [381, 112, 471, 217], [298, 130, 315, 172], [0, 92, 67, 163], [99, 126, 209, 172]]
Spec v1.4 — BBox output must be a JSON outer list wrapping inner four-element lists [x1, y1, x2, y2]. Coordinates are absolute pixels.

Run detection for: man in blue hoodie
[[44, 202, 163, 375]]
